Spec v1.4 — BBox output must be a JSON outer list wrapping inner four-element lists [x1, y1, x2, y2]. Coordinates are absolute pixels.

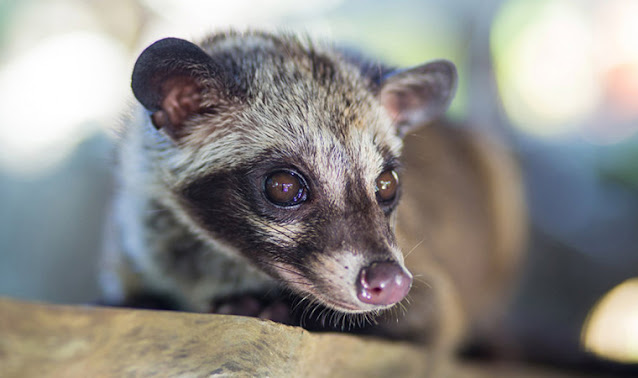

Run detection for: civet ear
[[131, 38, 234, 139], [379, 60, 457, 137]]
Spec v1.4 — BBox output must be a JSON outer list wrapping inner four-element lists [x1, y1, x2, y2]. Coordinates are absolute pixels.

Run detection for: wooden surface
[[0, 297, 591, 377]]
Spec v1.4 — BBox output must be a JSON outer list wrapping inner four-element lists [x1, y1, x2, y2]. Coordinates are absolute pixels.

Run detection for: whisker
[[412, 276, 432, 289], [403, 237, 425, 259]]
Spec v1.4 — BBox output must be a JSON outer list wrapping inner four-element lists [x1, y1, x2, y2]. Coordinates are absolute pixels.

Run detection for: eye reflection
[[264, 171, 307, 206], [375, 170, 399, 203]]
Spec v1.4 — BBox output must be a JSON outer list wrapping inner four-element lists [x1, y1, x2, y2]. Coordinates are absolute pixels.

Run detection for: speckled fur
[[101, 31, 526, 360]]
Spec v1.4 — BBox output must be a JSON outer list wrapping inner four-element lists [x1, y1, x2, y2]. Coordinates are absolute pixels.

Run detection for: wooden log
[[0, 298, 591, 377]]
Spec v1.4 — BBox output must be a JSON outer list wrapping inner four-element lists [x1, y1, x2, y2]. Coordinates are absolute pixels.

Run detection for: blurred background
[[0, 0, 636, 373]]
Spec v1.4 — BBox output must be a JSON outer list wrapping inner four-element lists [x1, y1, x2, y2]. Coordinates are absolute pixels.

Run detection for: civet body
[[101, 31, 526, 353]]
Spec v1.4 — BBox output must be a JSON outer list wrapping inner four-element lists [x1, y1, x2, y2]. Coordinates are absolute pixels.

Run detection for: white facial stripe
[[248, 217, 306, 247]]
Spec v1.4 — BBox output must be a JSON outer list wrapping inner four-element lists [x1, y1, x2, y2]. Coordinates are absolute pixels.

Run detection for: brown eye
[[375, 170, 399, 203], [264, 171, 307, 206]]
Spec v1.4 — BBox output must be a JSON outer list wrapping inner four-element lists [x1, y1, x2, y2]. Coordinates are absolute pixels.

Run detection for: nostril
[[357, 262, 412, 306]]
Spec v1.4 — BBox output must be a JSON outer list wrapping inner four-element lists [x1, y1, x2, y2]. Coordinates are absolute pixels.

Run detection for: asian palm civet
[[100, 31, 526, 359]]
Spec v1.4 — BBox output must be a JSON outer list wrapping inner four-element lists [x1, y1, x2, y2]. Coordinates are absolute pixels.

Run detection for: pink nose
[[357, 262, 412, 306]]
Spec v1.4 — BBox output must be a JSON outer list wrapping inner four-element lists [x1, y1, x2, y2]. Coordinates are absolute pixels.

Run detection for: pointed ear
[[379, 60, 457, 137], [131, 38, 230, 139]]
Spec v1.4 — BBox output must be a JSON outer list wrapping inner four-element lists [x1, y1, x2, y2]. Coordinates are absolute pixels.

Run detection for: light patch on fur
[[248, 217, 306, 247]]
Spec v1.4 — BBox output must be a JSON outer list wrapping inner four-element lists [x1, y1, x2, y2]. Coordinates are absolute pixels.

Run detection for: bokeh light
[[492, 0, 599, 137], [0, 32, 128, 175], [492, 0, 638, 143], [588, 0, 638, 144], [581, 278, 638, 364]]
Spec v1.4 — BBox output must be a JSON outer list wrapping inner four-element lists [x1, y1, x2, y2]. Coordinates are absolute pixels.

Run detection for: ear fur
[[380, 60, 457, 137], [131, 38, 230, 139]]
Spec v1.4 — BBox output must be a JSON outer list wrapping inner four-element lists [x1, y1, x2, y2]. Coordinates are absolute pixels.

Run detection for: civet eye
[[375, 170, 399, 203], [264, 170, 308, 207]]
